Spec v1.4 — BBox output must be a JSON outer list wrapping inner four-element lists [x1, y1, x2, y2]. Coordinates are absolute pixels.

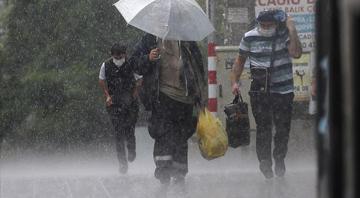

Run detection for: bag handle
[[233, 93, 244, 104]]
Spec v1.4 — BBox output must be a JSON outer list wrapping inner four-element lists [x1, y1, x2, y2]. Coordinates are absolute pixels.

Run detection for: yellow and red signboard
[[292, 53, 313, 101]]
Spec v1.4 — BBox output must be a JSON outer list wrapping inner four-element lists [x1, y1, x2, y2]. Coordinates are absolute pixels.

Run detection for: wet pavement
[[0, 119, 316, 198]]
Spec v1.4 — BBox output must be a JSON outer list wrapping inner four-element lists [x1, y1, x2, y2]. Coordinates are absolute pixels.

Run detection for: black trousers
[[107, 101, 139, 165], [250, 92, 294, 164], [149, 93, 196, 182]]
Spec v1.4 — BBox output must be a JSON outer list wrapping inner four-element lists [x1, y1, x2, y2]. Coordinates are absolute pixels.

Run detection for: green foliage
[[0, 0, 221, 152], [10, 64, 114, 151], [0, 0, 142, 151]]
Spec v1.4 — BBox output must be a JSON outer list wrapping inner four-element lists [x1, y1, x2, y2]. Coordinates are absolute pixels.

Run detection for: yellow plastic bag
[[196, 108, 228, 160]]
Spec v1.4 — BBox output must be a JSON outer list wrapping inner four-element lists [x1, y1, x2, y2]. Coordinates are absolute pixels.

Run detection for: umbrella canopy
[[114, 0, 215, 41]]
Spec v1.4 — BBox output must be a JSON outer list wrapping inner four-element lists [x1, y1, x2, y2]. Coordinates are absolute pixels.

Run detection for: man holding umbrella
[[114, 0, 213, 188], [131, 35, 206, 187]]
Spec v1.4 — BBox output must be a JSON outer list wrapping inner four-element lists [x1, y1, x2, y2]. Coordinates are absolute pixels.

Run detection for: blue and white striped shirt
[[239, 28, 294, 94]]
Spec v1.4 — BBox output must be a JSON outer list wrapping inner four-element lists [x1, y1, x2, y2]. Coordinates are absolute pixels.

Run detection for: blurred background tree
[[0, 0, 144, 152], [0, 0, 224, 152]]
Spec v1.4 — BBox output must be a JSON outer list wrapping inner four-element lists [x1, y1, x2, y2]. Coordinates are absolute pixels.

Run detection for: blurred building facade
[[223, 0, 255, 45]]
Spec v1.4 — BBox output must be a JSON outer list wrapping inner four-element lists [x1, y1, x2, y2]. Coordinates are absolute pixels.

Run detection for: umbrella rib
[[162, 0, 172, 40], [126, 0, 171, 39], [114, 0, 157, 23], [183, 0, 204, 12], [116, 0, 213, 41], [184, 0, 215, 40], [127, 0, 159, 24]]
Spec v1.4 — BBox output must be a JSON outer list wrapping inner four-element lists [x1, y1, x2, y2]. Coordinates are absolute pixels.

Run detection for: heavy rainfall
[[0, 0, 317, 198]]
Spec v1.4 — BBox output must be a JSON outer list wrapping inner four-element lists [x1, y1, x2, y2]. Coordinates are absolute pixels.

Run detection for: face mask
[[113, 58, 125, 66], [258, 27, 276, 37]]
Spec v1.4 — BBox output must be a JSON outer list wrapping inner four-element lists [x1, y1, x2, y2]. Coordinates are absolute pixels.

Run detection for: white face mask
[[113, 58, 125, 66], [258, 27, 276, 37]]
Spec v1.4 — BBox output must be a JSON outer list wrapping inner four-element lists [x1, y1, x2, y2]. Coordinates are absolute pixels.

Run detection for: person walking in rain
[[99, 43, 140, 174], [231, 10, 302, 179], [130, 34, 206, 188]]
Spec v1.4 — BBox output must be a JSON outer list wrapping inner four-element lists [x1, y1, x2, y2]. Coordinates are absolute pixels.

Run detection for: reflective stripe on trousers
[[154, 155, 173, 162]]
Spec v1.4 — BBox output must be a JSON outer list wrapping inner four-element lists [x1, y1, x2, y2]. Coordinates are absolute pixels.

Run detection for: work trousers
[[149, 93, 196, 182]]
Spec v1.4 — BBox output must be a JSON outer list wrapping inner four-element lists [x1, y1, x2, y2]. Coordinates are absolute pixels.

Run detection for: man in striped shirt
[[231, 10, 302, 179]]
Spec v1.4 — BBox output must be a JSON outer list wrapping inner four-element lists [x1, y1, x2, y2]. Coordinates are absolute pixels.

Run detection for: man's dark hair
[[111, 43, 127, 55], [257, 10, 287, 23]]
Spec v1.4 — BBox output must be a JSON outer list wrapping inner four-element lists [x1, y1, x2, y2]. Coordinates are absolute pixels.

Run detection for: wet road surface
[[0, 119, 316, 198]]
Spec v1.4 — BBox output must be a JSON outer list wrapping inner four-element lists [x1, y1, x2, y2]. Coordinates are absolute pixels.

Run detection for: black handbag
[[249, 67, 269, 93], [224, 94, 250, 148], [249, 39, 276, 94]]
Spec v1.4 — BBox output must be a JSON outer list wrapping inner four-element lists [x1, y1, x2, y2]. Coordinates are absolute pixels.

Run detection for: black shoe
[[156, 172, 170, 185], [259, 160, 274, 179], [119, 162, 128, 174], [128, 150, 136, 162], [156, 182, 169, 198], [160, 177, 170, 185], [275, 159, 286, 177], [173, 176, 186, 194], [173, 176, 185, 186]]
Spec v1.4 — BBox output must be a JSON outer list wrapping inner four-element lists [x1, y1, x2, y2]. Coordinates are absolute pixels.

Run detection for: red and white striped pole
[[208, 42, 217, 116], [206, 0, 217, 116]]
